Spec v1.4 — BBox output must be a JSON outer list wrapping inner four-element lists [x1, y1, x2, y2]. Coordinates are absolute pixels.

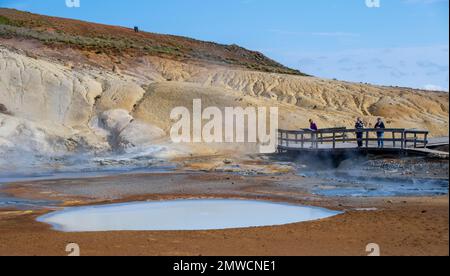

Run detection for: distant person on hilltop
[[375, 118, 386, 148], [355, 117, 365, 148], [309, 119, 318, 148]]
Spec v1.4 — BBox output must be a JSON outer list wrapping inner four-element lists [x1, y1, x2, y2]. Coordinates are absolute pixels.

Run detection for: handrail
[[278, 128, 429, 150]]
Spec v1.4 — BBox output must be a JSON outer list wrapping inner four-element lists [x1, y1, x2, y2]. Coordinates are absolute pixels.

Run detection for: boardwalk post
[[401, 131, 405, 149], [285, 131, 288, 147], [286, 132, 289, 147], [284, 132, 288, 147], [365, 131, 369, 148], [404, 131, 408, 148], [316, 132, 319, 149], [393, 132, 396, 148], [280, 131, 283, 146], [278, 130, 282, 147], [333, 132, 336, 149], [301, 133, 304, 149], [414, 133, 418, 148]]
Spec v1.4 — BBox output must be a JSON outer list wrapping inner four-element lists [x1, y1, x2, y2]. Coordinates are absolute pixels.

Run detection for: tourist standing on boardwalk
[[355, 118, 365, 148], [309, 119, 319, 148], [375, 118, 386, 148]]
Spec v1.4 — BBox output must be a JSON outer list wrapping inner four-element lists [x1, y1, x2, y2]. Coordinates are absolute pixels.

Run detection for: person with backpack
[[374, 118, 386, 148], [355, 117, 365, 148]]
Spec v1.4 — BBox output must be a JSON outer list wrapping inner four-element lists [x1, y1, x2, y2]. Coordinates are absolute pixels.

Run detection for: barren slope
[[0, 8, 303, 75]]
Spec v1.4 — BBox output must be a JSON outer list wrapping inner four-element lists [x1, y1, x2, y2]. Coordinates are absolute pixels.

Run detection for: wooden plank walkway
[[277, 128, 449, 157], [407, 148, 449, 157], [418, 137, 449, 148]]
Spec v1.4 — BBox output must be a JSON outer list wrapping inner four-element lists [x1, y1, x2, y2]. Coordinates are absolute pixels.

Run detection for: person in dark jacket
[[375, 118, 386, 148], [309, 119, 318, 148], [355, 117, 365, 148], [309, 119, 318, 131]]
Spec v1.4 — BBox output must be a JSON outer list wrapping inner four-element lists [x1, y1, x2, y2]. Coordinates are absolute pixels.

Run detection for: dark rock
[[0, 103, 12, 115]]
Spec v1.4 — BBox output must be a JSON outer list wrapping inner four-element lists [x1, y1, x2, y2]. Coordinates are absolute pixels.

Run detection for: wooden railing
[[278, 128, 429, 150]]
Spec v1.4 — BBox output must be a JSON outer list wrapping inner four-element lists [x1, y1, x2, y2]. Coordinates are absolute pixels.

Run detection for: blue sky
[[1, 0, 448, 91]]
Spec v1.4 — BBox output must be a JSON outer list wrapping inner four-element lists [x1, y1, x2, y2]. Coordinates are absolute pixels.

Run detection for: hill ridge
[[0, 8, 304, 75]]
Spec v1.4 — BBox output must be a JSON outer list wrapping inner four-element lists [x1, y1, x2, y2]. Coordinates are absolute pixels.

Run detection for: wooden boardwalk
[[277, 128, 449, 157]]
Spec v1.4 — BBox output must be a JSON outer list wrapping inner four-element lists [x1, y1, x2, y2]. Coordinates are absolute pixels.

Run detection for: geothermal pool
[[37, 199, 342, 232]]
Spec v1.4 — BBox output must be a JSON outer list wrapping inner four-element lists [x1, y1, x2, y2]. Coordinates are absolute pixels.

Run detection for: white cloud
[[424, 84, 447, 91], [266, 45, 449, 91]]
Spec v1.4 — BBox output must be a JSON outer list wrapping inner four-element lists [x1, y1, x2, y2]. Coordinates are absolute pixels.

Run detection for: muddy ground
[[0, 168, 448, 256]]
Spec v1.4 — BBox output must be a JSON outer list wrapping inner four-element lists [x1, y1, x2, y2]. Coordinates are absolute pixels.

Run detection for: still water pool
[[37, 199, 342, 232]]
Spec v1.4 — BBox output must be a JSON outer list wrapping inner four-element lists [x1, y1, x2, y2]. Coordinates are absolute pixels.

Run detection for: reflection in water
[[0, 194, 58, 209], [38, 199, 342, 232]]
